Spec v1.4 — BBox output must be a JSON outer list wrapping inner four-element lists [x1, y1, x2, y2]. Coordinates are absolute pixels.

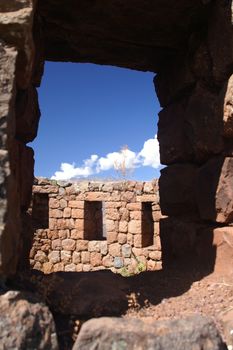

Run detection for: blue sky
[[31, 62, 162, 181]]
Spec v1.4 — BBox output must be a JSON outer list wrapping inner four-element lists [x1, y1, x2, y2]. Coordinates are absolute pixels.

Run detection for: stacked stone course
[[30, 178, 162, 274]]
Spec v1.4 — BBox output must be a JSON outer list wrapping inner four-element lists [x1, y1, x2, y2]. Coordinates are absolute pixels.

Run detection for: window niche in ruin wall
[[29, 179, 162, 274]]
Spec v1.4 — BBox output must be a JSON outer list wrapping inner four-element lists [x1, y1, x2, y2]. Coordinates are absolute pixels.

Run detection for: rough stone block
[[106, 219, 116, 232], [49, 198, 59, 209], [69, 200, 84, 208], [65, 263, 76, 272], [129, 211, 141, 220], [83, 264, 91, 272], [76, 240, 89, 252], [73, 315, 226, 350], [119, 207, 129, 221], [149, 251, 162, 261], [70, 229, 84, 240], [134, 234, 142, 248], [72, 209, 84, 219], [90, 252, 102, 267], [118, 233, 127, 244], [81, 252, 90, 264], [61, 250, 72, 263], [50, 209, 63, 218], [59, 199, 67, 208], [48, 251, 60, 264], [63, 207, 71, 218], [196, 157, 233, 223], [72, 251, 81, 264], [109, 243, 121, 257], [107, 231, 118, 244], [43, 262, 54, 274], [88, 241, 101, 252], [52, 238, 62, 250], [128, 220, 141, 234], [122, 244, 132, 258], [126, 203, 142, 211], [119, 221, 128, 233], [100, 241, 108, 255], [159, 164, 198, 217], [74, 219, 84, 231], [114, 257, 124, 269], [102, 255, 113, 267], [62, 238, 76, 251], [0, 291, 58, 350]]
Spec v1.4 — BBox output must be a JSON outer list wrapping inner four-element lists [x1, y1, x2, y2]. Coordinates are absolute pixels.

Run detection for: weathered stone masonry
[[30, 178, 162, 273], [0, 0, 233, 278]]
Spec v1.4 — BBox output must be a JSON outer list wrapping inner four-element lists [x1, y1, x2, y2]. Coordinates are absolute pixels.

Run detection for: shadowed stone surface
[[73, 315, 227, 350], [196, 157, 233, 223], [38, 0, 210, 72], [0, 290, 58, 349]]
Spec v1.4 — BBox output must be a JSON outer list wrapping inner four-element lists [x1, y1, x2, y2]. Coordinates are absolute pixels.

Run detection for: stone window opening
[[31, 193, 49, 230], [84, 201, 106, 240], [141, 202, 154, 247]]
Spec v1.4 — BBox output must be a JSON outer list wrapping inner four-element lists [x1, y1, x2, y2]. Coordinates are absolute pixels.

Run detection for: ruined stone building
[[30, 178, 162, 273], [1, 1, 233, 349]]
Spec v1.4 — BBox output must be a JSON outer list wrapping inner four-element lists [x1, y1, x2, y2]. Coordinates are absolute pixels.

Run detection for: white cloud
[[51, 135, 160, 180], [137, 136, 160, 168]]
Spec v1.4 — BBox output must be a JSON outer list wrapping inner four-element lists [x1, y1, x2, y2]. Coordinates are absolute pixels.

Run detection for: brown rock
[[134, 234, 142, 248], [51, 239, 62, 250], [62, 239, 76, 251], [106, 219, 116, 232], [73, 315, 226, 350], [102, 255, 113, 267], [72, 209, 84, 219], [128, 220, 141, 234], [48, 251, 60, 264], [61, 250, 72, 263], [118, 233, 127, 244], [43, 262, 54, 274], [221, 74, 233, 137], [0, 291, 58, 349], [119, 221, 128, 233], [90, 252, 102, 267], [126, 203, 141, 211], [70, 229, 84, 240], [88, 241, 100, 252], [130, 211, 141, 220], [50, 209, 63, 218], [15, 86, 40, 143], [158, 100, 192, 164], [72, 251, 81, 264], [68, 200, 84, 208], [109, 243, 121, 257], [65, 263, 76, 272], [185, 85, 223, 162], [196, 157, 233, 223], [49, 198, 59, 209], [81, 252, 90, 264], [63, 207, 71, 218], [76, 240, 89, 252], [159, 164, 198, 217]]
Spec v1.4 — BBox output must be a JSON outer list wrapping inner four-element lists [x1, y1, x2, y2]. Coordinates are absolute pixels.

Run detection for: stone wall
[[29, 178, 162, 273], [0, 0, 233, 279]]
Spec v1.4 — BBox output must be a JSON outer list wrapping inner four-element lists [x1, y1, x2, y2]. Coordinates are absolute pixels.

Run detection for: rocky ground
[[125, 270, 233, 346], [44, 266, 233, 349], [10, 263, 233, 349]]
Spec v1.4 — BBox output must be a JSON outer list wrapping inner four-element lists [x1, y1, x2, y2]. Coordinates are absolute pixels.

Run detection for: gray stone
[[114, 257, 124, 269], [122, 244, 132, 258], [73, 315, 227, 350]]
